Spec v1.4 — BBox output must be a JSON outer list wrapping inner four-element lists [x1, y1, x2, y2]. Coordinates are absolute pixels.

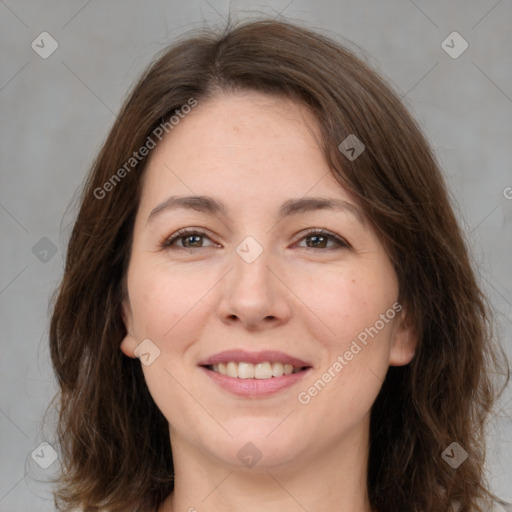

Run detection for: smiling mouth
[[204, 361, 310, 379]]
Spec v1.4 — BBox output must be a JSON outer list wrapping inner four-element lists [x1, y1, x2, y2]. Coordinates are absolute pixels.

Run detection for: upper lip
[[198, 350, 312, 368]]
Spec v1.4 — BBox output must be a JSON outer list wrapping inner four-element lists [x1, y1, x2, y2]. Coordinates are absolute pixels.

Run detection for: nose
[[216, 244, 293, 331]]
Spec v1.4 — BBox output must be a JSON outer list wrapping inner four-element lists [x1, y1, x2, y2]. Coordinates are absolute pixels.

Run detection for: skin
[[120, 90, 417, 512]]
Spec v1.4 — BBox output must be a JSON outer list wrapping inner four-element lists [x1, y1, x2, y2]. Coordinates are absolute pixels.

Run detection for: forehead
[[139, 90, 354, 213]]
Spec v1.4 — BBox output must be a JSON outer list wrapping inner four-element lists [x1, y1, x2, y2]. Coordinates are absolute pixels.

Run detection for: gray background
[[1, 0, 511, 510]]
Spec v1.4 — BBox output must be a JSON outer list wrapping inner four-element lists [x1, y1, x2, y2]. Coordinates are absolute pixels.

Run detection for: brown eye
[[297, 229, 349, 249], [163, 229, 216, 249], [305, 234, 329, 248], [180, 234, 204, 247]]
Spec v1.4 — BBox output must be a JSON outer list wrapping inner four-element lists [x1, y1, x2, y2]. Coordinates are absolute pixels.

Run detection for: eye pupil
[[307, 235, 327, 248], [184, 235, 202, 247]]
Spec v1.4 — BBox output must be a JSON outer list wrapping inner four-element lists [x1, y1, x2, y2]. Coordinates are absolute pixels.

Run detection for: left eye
[[295, 230, 349, 249]]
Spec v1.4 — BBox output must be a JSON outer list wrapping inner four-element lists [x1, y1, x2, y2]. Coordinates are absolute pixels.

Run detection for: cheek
[[292, 263, 398, 408], [291, 264, 398, 347], [296, 297, 395, 428], [126, 264, 217, 428], [126, 260, 216, 346]]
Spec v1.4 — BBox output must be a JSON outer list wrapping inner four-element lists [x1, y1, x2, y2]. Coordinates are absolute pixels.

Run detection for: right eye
[[162, 228, 219, 249]]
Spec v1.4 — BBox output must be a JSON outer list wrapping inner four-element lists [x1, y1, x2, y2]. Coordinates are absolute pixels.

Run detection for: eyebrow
[[146, 195, 365, 225]]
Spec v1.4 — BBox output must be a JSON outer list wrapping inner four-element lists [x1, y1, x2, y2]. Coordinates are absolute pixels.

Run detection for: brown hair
[[49, 17, 509, 512]]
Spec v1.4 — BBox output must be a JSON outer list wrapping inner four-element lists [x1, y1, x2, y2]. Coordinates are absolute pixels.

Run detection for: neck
[[161, 415, 373, 512]]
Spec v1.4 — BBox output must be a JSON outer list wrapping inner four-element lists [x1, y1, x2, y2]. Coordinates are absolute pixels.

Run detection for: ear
[[389, 307, 417, 366], [120, 299, 138, 359]]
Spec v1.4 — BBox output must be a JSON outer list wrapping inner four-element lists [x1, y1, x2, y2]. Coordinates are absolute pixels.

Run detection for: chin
[[195, 418, 311, 470]]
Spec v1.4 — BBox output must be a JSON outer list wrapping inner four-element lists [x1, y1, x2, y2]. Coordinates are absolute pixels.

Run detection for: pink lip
[[198, 349, 311, 368], [198, 350, 312, 398], [200, 366, 312, 397]]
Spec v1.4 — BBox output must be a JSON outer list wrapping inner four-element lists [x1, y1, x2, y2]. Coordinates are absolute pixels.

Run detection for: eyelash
[[161, 228, 350, 250]]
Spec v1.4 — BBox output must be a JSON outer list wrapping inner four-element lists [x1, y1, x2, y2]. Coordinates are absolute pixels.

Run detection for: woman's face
[[121, 90, 415, 470]]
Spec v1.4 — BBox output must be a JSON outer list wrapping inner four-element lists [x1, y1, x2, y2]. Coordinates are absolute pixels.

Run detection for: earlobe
[[389, 311, 417, 367], [120, 299, 137, 358], [120, 333, 139, 358]]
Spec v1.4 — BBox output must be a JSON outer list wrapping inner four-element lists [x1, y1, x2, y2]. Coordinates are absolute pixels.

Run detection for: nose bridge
[[231, 235, 275, 301], [217, 235, 291, 328]]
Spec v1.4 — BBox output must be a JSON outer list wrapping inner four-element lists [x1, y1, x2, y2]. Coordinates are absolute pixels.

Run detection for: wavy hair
[[48, 17, 509, 512]]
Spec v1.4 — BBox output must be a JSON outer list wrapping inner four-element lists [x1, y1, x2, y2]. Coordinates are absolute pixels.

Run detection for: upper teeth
[[212, 361, 301, 379]]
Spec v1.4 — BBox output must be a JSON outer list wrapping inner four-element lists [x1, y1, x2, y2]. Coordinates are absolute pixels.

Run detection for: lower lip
[[200, 366, 311, 397]]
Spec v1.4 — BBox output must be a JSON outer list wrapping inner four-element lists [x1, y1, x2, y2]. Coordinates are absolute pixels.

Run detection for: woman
[[48, 18, 509, 512]]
